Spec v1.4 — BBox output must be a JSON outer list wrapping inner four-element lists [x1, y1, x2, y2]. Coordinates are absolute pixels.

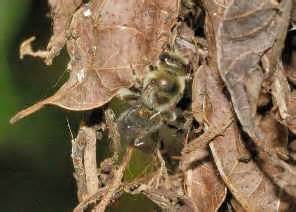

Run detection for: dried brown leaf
[[182, 66, 228, 212], [20, 0, 82, 65], [291, 0, 296, 27], [253, 114, 296, 209], [258, 114, 289, 159], [184, 159, 227, 212], [186, 65, 284, 211], [210, 134, 285, 212], [11, 0, 179, 123], [272, 67, 296, 134], [182, 65, 233, 164], [217, 0, 292, 139], [201, 0, 231, 69], [230, 198, 246, 212]]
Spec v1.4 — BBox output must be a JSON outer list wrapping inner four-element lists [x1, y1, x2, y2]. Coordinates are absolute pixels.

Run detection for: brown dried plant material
[[210, 129, 285, 212], [93, 148, 133, 212], [254, 114, 296, 210], [20, 0, 83, 65], [180, 0, 233, 164], [230, 198, 246, 212], [72, 124, 99, 202], [292, 0, 296, 27], [124, 152, 194, 211], [74, 148, 133, 212], [248, 82, 296, 200], [200, 0, 231, 70], [217, 0, 292, 140], [182, 65, 229, 212], [286, 91, 296, 133], [182, 65, 234, 165], [187, 65, 284, 211], [71, 127, 88, 202], [11, 0, 179, 124], [272, 68, 296, 134], [258, 114, 289, 160], [212, 0, 296, 202], [184, 159, 227, 212]]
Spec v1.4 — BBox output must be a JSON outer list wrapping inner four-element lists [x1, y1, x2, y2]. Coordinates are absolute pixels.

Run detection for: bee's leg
[[116, 88, 140, 104], [166, 110, 192, 130]]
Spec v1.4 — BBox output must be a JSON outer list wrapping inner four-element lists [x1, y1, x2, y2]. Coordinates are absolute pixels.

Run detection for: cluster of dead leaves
[[11, 0, 296, 211]]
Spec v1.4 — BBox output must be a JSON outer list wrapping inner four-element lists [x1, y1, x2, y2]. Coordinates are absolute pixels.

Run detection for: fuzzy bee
[[141, 51, 188, 119], [117, 51, 189, 150]]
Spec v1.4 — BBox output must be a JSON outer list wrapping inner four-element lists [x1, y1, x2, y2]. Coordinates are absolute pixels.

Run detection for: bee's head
[[158, 51, 188, 76]]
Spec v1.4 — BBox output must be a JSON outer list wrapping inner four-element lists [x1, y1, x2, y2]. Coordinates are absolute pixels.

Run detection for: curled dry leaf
[[250, 72, 296, 199], [187, 64, 284, 211], [230, 198, 246, 212], [258, 113, 289, 160], [291, 0, 296, 28], [217, 0, 292, 139], [283, 90, 296, 133], [182, 65, 233, 165], [182, 66, 228, 212], [210, 125, 285, 212], [11, 0, 179, 124], [200, 0, 231, 70], [174, 22, 200, 66], [272, 67, 296, 134], [253, 113, 296, 208], [184, 159, 227, 212], [20, 0, 83, 65]]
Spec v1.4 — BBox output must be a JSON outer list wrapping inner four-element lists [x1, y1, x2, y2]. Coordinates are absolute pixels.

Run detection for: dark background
[[1, 0, 155, 211], [1, 0, 77, 211]]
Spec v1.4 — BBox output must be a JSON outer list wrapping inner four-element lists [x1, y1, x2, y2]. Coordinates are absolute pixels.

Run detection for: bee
[[117, 50, 189, 150], [141, 51, 188, 120]]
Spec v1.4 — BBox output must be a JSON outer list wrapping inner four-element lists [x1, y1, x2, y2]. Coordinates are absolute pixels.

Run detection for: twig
[[72, 124, 100, 202], [181, 118, 234, 169], [83, 126, 99, 196], [74, 148, 133, 212], [104, 109, 121, 153], [71, 125, 88, 202], [93, 148, 134, 212]]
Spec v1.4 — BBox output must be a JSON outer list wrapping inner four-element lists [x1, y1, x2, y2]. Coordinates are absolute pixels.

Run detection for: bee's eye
[[159, 52, 187, 70], [159, 52, 170, 62], [150, 79, 157, 85]]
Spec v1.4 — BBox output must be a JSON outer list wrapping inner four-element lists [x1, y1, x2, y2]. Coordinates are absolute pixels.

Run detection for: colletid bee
[[117, 50, 190, 151], [142, 51, 188, 119]]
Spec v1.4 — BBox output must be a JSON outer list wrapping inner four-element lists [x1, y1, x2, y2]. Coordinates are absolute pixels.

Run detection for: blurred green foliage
[[0, 0, 28, 134], [0, 0, 77, 211]]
